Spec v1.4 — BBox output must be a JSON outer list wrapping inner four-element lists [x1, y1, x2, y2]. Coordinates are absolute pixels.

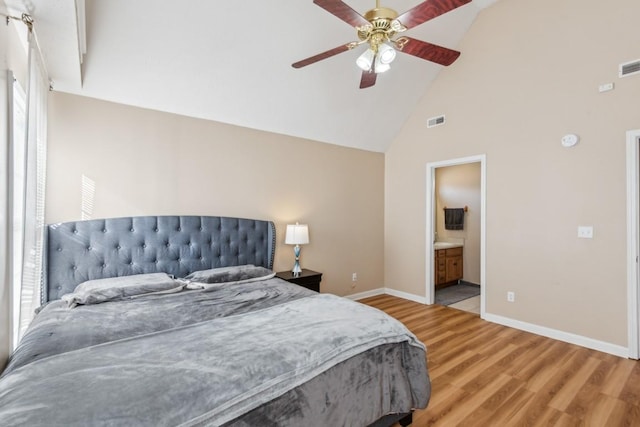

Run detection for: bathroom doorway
[[426, 155, 486, 317]]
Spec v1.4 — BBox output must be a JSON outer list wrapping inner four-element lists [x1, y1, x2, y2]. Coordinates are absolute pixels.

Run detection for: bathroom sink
[[434, 242, 463, 250]]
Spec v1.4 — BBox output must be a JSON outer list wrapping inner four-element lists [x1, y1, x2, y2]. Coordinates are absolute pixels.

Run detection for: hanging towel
[[444, 208, 465, 230]]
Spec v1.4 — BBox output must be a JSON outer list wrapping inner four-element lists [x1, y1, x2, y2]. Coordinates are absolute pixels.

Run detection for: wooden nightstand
[[275, 269, 323, 292]]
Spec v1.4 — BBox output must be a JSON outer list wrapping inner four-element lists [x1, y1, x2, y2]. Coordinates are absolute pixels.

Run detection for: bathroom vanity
[[434, 243, 463, 288]]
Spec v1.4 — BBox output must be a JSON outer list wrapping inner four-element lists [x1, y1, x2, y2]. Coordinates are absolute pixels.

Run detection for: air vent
[[427, 115, 446, 128], [619, 59, 640, 78]]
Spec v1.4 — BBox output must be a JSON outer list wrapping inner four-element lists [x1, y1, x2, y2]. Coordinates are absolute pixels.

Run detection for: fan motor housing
[[364, 7, 398, 22], [358, 7, 399, 41]]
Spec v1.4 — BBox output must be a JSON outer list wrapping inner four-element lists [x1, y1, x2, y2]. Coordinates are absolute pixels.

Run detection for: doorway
[[625, 129, 640, 359], [426, 155, 486, 318]]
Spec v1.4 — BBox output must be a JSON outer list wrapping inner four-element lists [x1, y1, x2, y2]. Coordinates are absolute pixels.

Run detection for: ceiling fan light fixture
[[356, 48, 375, 71], [378, 43, 396, 64]]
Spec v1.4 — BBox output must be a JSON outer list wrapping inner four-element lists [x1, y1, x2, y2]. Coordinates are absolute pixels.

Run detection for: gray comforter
[[0, 279, 430, 426]]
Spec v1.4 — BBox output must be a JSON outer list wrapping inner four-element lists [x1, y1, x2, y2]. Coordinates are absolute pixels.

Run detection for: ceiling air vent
[[427, 115, 446, 128], [619, 59, 640, 78]]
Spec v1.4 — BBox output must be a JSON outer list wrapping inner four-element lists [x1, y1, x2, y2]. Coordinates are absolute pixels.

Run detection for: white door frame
[[626, 129, 640, 359], [426, 154, 487, 318]]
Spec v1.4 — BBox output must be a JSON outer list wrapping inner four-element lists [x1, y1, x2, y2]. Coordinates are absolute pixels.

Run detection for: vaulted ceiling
[[3, 0, 498, 152]]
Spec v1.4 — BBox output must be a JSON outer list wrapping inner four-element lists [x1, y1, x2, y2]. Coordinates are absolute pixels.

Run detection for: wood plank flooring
[[360, 294, 640, 426]]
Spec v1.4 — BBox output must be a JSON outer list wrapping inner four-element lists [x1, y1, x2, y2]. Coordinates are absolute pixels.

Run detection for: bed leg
[[399, 413, 413, 426]]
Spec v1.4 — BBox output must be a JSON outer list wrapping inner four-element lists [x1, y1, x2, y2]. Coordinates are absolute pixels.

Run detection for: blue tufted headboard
[[42, 215, 276, 303]]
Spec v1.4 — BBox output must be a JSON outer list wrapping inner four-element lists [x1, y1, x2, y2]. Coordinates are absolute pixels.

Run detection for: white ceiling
[[4, 0, 498, 152]]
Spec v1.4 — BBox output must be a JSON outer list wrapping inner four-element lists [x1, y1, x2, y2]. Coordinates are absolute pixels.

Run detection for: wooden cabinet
[[435, 247, 463, 288]]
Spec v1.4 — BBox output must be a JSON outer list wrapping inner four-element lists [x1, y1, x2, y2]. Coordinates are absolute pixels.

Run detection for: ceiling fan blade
[[396, 37, 461, 66], [313, 0, 369, 27], [292, 44, 352, 68], [359, 71, 377, 89], [396, 0, 471, 30]]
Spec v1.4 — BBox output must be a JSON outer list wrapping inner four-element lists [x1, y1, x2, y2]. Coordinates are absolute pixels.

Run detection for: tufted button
[[57, 247, 62, 252], [87, 246, 92, 251], [165, 243, 170, 247], [103, 229, 107, 233], [142, 244, 147, 248], [102, 264, 106, 268], [130, 228, 134, 232], [56, 285, 62, 290], [73, 229, 78, 234], [199, 227, 203, 231], [177, 258, 181, 262], [129, 262, 134, 266], [116, 245, 121, 250], [154, 228, 159, 232], [154, 260, 158, 264], [199, 256, 204, 261], [72, 266, 77, 270]]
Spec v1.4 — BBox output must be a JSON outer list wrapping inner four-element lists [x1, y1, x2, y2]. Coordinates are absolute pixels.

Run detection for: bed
[[0, 215, 430, 426]]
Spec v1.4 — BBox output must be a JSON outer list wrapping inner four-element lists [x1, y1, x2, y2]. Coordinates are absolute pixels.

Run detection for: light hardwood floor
[[360, 294, 640, 426]]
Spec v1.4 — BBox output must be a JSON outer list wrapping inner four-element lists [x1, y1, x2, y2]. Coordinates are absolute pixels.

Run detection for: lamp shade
[[285, 224, 309, 245], [378, 43, 396, 64], [374, 56, 391, 73], [356, 48, 375, 71]]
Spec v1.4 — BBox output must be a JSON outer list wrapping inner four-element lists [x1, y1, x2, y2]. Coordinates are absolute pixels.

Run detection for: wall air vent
[[427, 115, 446, 128], [619, 59, 640, 78]]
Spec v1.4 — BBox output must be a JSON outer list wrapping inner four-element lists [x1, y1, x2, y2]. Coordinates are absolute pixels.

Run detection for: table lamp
[[285, 223, 309, 277]]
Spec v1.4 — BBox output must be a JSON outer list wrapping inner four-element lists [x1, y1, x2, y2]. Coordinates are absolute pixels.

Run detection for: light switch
[[598, 82, 614, 93], [578, 226, 594, 239]]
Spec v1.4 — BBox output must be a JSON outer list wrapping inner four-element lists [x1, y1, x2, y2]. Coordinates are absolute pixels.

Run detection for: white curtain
[[1, 72, 12, 367], [16, 30, 48, 341]]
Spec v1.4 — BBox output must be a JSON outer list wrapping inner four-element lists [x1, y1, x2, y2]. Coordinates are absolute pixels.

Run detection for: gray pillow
[[182, 265, 275, 290], [61, 272, 184, 308]]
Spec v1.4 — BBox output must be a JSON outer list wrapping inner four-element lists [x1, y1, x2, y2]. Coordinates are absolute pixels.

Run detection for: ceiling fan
[[292, 0, 471, 89]]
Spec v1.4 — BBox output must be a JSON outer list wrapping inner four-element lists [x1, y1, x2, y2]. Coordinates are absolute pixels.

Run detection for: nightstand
[[276, 269, 323, 292]]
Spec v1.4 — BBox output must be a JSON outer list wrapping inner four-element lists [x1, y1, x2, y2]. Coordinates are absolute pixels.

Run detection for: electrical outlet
[[507, 291, 515, 303], [578, 226, 593, 239], [352, 273, 358, 282]]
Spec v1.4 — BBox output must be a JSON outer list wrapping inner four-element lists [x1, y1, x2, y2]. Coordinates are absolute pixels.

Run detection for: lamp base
[[292, 244, 302, 277], [292, 261, 302, 277]]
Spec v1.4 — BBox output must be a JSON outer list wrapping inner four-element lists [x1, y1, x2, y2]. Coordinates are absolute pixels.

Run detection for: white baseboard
[[483, 313, 630, 358], [383, 288, 428, 304], [345, 287, 427, 304], [344, 289, 629, 358], [344, 288, 386, 301]]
